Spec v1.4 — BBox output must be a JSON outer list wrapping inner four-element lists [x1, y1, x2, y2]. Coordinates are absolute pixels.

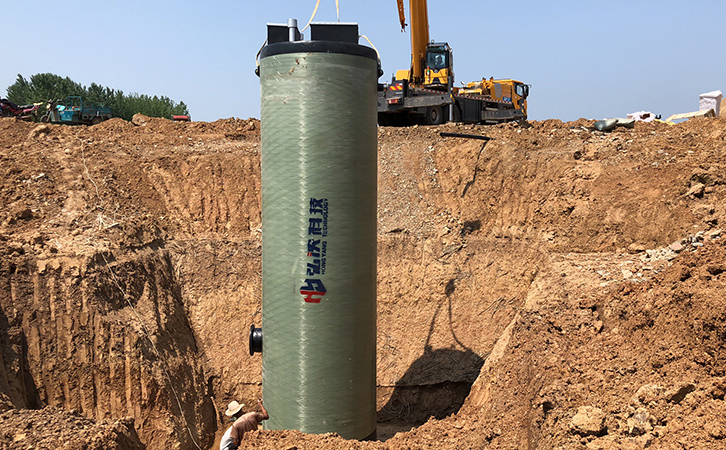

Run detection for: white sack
[[699, 90, 723, 117]]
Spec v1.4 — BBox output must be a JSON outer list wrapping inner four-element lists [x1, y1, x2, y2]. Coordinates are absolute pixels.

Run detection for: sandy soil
[[0, 114, 724, 449]]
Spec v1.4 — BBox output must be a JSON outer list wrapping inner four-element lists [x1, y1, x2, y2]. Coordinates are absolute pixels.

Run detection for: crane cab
[[423, 42, 453, 90], [396, 42, 453, 91]]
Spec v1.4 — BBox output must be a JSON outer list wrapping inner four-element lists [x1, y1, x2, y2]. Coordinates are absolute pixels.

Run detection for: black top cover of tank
[[267, 24, 301, 44], [261, 22, 377, 61], [309, 23, 359, 43]]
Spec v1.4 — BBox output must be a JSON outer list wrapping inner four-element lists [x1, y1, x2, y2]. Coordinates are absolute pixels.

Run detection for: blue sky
[[3, 1, 725, 122]]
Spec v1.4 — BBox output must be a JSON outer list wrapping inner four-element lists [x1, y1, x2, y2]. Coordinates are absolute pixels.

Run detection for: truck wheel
[[424, 106, 444, 125], [91, 117, 102, 125], [451, 105, 462, 123]]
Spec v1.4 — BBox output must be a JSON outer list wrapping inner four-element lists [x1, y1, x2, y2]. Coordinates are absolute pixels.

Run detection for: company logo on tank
[[300, 197, 329, 303]]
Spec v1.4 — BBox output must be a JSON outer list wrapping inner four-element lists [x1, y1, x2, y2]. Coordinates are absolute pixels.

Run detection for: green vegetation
[[6, 73, 189, 121]]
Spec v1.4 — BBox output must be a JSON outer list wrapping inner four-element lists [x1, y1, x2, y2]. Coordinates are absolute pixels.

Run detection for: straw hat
[[225, 401, 244, 417]]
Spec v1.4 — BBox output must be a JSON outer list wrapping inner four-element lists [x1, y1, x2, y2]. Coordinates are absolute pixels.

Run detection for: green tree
[[5, 73, 189, 121], [7, 73, 84, 104]]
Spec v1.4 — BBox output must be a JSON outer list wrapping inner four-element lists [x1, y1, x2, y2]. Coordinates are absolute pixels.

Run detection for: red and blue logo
[[300, 278, 326, 304], [300, 197, 329, 303]]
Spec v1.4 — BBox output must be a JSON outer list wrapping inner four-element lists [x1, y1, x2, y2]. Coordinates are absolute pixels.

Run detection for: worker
[[219, 399, 269, 450]]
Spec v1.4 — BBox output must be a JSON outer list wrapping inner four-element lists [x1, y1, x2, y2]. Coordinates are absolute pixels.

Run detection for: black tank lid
[[261, 22, 377, 61]]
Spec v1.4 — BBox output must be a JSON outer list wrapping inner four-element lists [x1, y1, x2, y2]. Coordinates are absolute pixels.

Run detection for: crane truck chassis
[[377, 77, 530, 126]]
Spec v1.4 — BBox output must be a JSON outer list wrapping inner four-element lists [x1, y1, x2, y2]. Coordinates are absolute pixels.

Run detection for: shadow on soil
[[378, 346, 485, 428], [376, 277, 487, 440], [0, 303, 41, 409]]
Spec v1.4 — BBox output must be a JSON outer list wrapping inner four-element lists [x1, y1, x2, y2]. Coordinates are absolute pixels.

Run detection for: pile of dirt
[[452, 237, 726, 449], [0, 114, 725, 448], [0, 406, 144, 449]]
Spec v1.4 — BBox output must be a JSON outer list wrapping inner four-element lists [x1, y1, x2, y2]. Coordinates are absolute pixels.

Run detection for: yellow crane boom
[[397, 0, 406, 30], [396, 0, 432, 86]]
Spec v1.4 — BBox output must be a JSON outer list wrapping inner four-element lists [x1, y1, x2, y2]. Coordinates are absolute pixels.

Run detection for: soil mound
[[0, 406, 144, 449], [1, 114, 725, 448]]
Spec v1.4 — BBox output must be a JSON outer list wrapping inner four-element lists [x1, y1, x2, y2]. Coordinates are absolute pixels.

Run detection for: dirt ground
[[0, 113, 724, 449]]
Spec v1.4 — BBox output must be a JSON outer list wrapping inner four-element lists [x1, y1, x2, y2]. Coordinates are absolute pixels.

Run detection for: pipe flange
[[249, 324, 263, 355]]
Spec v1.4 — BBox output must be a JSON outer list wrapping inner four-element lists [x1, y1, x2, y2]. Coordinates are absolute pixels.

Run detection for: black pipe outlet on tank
[[249, 324, 263, 355]]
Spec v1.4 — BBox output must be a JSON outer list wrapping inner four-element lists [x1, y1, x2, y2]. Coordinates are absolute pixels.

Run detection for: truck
[[41, 96, 112, 125], [377, 0, 530, 126]]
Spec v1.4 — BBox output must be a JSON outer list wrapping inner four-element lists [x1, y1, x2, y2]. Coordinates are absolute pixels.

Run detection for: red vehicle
[[0, 98, 42, 121]]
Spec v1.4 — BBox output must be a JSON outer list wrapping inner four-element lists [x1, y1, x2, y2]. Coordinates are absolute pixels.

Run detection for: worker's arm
[[256, 399, 269, 421]]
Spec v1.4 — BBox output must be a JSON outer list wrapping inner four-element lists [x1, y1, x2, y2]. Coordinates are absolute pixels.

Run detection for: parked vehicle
[[41, 96, 112, 125], [377, 0, 529, 126], [0, 98, 42, 121]]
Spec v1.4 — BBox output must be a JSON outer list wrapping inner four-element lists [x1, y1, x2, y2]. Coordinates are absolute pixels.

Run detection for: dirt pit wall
[[0, 241, 216, 449], [0, 116, 261, 449], [1, 115, 725, 448]]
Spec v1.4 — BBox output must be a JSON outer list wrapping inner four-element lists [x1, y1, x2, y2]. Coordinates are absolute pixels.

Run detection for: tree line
[[5, 73, 189, 121]]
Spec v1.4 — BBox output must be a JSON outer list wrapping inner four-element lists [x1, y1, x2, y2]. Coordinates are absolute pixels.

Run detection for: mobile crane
[[377, 0, 530, 126]]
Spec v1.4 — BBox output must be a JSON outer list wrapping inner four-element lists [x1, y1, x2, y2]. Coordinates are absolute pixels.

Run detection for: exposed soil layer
[[1, 114, 725, 448], [0, 406, 144, 449]]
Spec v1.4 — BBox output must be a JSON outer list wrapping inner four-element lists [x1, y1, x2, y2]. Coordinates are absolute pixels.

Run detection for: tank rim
[[260, 40, 378, 61]]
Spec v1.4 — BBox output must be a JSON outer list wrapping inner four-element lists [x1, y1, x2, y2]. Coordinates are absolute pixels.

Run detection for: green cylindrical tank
[[258, 25, 378, 440]]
